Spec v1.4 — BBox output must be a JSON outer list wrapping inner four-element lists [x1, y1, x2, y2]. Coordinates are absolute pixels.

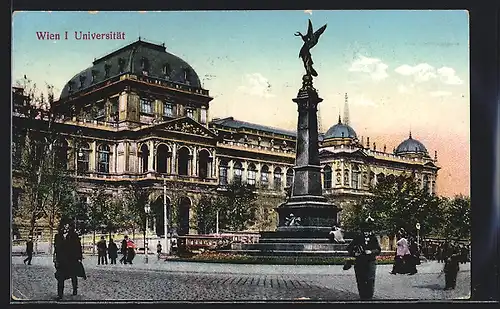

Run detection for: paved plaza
[[11, 255, 470, 302]]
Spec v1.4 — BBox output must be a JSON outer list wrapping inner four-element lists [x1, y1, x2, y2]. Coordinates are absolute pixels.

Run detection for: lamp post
[[144, 203, 150, 263], [416, 222, 421, 250], [163, 179, 170, 256]]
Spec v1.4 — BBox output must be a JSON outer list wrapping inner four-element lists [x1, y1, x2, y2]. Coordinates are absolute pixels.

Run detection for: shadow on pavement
[[413, 283, 444, 291]]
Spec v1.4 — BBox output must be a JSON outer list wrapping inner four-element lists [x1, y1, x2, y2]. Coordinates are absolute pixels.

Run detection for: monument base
[[275, 196, 340, 231]]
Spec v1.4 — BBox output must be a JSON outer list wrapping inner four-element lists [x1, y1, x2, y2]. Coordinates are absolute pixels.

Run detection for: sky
[[12, 10, 470, 197]]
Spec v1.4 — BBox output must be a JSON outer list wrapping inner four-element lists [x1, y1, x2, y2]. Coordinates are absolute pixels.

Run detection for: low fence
[[177, 233, 260, 252]]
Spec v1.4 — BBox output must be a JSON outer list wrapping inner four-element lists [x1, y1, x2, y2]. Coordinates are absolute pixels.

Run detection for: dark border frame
[[6, 0, 500, 305]]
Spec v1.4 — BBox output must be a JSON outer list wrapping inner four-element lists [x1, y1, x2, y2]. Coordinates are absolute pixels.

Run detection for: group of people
[[97, 235, 137, 265], [390, 228, 420, 275], [342, 217, 467, 300]]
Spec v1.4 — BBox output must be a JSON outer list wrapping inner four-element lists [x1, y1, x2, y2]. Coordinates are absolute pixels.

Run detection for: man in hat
[[23, 236, 34, 265], [346, 215, 381, 300]]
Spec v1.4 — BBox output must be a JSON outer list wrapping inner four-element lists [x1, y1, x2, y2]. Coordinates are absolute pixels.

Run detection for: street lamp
[[163, 179, 170, 257], [144, 203, 150, 263], [416, 222, 421, 250]]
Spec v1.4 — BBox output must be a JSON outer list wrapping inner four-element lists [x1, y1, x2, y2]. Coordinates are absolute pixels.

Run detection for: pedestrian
[[346, 215, 381, 300], [23, 236, 34, 265], [126, 238, 136, 264], [391, 228, 410, 274], [119, 235, 128, 264], [53, 222, 86, 301], [443, 242, 461, 290], [97, 236, 108, 265], [108, 238, 118, 265], [157, 241, 162, 260], [407, 236, 419, 275]]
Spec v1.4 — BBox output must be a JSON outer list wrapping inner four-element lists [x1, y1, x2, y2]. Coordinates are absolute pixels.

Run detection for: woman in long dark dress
[[108, 238, 118, 265], [54, 223, 86, 300]]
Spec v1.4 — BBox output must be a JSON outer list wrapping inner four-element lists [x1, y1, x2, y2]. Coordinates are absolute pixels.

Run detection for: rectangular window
[[200, 108, 207, 124], [261, 172, 269, 186], [186, 108, 194, 119], [234, 168, 242, 184], [219, 166, 228, 185], [274, 174, 282, 190], [98, 152, 109, 173], [247, 170, 256, 186], [77, 152, 89, 175], [351, 172, 359, 189], [164, 103, 173, 117], [140, 98, 152, 114]]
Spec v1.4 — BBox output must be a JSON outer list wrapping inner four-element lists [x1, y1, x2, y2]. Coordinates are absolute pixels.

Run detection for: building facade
[[11, 39, 440, 239]]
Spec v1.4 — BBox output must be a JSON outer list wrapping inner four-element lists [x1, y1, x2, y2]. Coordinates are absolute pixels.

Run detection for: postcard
[[11, 10, 471, 302]]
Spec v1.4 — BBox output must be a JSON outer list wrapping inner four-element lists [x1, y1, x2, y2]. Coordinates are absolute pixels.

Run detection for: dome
[[59, 39, 202, 99], [395, 133, 428, 155], [324, 116, 357, 139]]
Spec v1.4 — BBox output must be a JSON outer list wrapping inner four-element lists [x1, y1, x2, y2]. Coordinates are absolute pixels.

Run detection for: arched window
[[247, 163, 257, 186], [97, 144, 110, 173], [344, 169, 350, 187], [274, 167, 283, 190], [140, 144, 149, 173], [286, 168, 294, 187], [261, 165, 269, 187], [156, 144, 170, 174], [77, 142, 91, 175], [233, 161, 243, 184], [219, 160, 228, 185], [178, 147, 190, 176], [323, 165, 332, 189], [198, 149, 210, 179], [351, 164, 360, 189]]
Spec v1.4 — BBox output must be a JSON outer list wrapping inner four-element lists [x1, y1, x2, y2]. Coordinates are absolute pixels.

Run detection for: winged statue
[[295, 19, 327, 77]]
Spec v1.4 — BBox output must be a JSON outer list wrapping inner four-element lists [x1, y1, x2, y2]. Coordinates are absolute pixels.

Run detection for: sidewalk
[[11, 254, 469, 276]]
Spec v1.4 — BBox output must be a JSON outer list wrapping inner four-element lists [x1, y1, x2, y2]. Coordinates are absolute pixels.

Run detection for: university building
[[11, 39, 440, 239]]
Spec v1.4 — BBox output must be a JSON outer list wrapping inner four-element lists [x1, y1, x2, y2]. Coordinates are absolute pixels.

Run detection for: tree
[[212, 181, 258, 232], [123, 182, 153, 242], [12, 76, 74, 250], [192, 194, 217, 234], [88, 189, 107, 254], [342, 174, 444, 238], [440, 195, 471, 240]]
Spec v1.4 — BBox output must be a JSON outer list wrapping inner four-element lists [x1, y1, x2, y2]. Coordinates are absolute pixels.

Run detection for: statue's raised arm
[[295, 19, 327, 78]]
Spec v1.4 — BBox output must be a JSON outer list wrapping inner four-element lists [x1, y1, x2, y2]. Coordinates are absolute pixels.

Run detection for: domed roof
[[60, 39, 201, 99], [324, 116, 358, 139], [395, 133, 428, 155]]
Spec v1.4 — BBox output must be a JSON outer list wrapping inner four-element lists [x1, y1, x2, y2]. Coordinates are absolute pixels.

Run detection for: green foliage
[[123, 182, 153, 232], [193, 195, 217, 234], [212, 182, 258, 232], [438, 195, 471, 240], [343, 174, 444, 237]]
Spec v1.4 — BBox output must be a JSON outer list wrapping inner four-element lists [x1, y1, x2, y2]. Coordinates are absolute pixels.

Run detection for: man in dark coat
[[23, 236, 34, 265], [97, 236, 108, 265], [443, 242, 461, 290], [54, 224, 86, 300], [108, 238, 118, 264], [119, 236, 128, 264], [346, 216, 381, 300]]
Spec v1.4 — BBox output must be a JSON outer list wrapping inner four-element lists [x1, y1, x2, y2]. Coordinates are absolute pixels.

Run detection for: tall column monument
[[276, 19, 340, 234]]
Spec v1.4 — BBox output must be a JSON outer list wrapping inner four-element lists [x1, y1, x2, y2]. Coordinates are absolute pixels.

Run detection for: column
[[242, 161, 248, 183], [341, 160, 345, 187], [228, 160, 234, 183], [192, 147, 198, 177], [148, 140, 154, 172], [171, 144, 177, 174], [90, 141, 97, 172]]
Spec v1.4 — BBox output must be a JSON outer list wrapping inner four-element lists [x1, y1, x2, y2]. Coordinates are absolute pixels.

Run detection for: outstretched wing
[[313, 24, 327, 40], [307, 19, 313, 37]]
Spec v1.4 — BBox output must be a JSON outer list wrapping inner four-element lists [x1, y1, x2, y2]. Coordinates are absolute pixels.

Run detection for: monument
[[274, 19, 340, 237]]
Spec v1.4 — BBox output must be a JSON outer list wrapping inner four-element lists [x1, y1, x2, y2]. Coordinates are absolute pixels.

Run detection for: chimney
[[366, 137, 370, 148], [373, 142, 376, 151]]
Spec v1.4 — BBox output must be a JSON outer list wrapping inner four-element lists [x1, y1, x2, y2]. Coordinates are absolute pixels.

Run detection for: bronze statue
[[295, 19, 327, 77]]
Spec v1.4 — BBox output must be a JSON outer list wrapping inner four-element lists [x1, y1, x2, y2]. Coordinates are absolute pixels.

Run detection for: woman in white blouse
[[391, 228, 411, 274]]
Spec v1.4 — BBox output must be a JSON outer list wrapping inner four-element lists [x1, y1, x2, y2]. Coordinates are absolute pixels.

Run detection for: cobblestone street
[[11, 255, 470, 302]]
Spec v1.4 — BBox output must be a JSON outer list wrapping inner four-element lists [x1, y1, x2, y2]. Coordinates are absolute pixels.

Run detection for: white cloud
[[429, 90, 452, 97], [351, 94, 377, 106], [395, 63, 463, 85], [394, 63, 437, 83], [237, 73, 275, 98], [348, 55, 389, 81], [437, 67, 463, 85], [397, 83, 416, 94], [304, 10, 313, 15]]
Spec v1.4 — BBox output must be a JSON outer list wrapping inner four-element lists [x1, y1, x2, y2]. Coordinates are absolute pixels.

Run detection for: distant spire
[[338, 114, 342, 124], [409, 130, 412, 139], [343, 93, 350, 126]]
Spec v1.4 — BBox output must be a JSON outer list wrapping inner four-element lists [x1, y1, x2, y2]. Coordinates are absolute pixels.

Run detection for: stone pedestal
[[276, 76, 340, 234]]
